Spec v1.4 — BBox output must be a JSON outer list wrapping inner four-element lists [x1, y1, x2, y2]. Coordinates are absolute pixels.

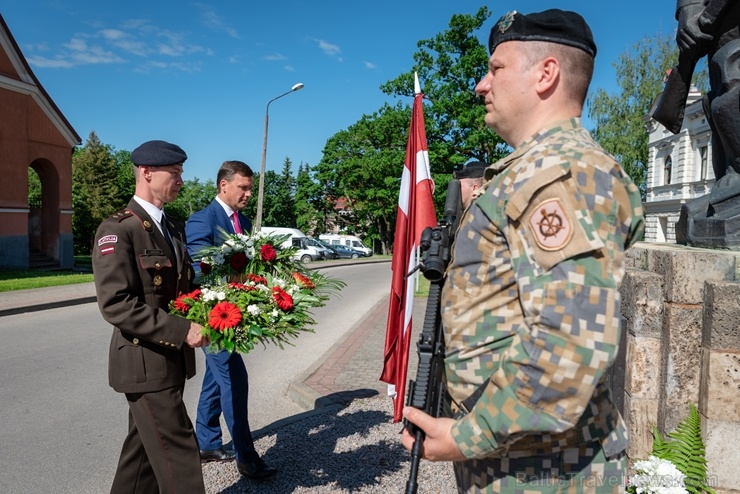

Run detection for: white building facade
[[644, 88, 713, 243]]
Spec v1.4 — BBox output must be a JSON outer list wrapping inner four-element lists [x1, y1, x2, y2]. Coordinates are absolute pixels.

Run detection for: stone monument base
[[676, 188, 740, 249]]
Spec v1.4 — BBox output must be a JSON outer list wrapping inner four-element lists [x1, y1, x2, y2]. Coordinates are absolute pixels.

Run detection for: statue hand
[[677, 13, 714, 58]]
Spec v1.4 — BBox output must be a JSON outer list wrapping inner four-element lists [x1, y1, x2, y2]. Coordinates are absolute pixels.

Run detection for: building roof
[[0, 13, 81, 146]]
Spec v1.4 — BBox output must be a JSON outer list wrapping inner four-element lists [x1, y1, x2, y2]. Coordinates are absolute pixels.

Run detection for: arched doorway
[[28, 159, 61, 268]]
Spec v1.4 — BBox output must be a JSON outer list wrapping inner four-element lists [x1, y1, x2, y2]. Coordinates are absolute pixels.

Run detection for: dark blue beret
[[131, 140, 187, 167], [489, 9, 596, 58], [453, 161, 488, 179]]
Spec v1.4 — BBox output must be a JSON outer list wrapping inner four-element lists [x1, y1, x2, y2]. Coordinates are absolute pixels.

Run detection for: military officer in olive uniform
[[401, 10, 645, 493], [93, 140, 209, 494]]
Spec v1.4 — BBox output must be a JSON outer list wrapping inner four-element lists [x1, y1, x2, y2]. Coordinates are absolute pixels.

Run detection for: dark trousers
[[111, 386, 204, 494], [196, 349, 259, 463]]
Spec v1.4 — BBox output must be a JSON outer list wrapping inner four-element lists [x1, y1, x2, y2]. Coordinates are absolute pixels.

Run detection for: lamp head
[[292, 82, 304, 92]]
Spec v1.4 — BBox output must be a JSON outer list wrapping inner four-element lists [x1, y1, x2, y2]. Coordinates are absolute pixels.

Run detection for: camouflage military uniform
[[441, 118, 645, 493]]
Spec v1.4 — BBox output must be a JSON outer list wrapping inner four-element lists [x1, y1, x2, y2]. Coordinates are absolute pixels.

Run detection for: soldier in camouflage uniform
[[401, 9, 645, 493]]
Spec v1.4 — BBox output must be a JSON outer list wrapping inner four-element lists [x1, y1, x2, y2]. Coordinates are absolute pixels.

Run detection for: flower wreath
[[170, 230, 345, 354]]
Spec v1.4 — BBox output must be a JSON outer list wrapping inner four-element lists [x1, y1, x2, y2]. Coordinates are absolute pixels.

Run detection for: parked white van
[[260, 227, 324, 263], [318, 234, 373, 256]]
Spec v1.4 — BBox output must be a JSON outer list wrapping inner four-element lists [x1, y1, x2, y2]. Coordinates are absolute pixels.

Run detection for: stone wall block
[[702, 414, 740, 491], [624, 334, 662, 399], [659, 303, 703, 432], [703, 281, 740, 349], [699, 348, 740, 422], [623, 392, 659, 460], [621, 269, 664, 338], [649, 249, 735, 304], [625, 242, 649, 270]]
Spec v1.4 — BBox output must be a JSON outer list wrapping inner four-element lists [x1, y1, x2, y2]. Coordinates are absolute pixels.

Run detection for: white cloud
[[313, 38, 341, 58], [24, 17, 207, 72], [264, 53, 287, 61], [363, 61, 377, 69], [193, 3, 240, 39]]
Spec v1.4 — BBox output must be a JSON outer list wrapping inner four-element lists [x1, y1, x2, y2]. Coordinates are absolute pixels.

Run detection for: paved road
[[0, 262, 392, 494]]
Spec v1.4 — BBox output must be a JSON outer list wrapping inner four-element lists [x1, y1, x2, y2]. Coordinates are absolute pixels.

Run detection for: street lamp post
[[254, 82, 304, 232]]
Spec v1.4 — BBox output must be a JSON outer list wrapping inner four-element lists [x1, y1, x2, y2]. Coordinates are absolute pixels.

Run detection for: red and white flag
[[380, 73, 437, 422]]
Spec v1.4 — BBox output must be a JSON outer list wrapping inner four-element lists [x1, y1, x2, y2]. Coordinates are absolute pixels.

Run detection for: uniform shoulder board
[[111, 209, 134, 223]]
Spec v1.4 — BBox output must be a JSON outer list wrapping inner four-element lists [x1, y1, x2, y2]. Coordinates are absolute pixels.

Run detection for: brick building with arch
[[0, 14, 81, 270]]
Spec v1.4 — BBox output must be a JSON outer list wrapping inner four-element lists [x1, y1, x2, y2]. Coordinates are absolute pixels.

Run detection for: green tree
[[28, 168, 42, 207], [587, 33, 708, 197], [114, 149, 135, 205], [314, 7, 509, 252], [380, 6, 508, 172], [72, 131, 119, 254], [261, 168, 295, 228], [167, 178, 217, 225], [315, 103, 411, 253], [294, 162, 324, 235]]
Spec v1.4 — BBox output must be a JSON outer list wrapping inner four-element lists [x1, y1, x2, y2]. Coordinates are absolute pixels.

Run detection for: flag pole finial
[[414, 72, 421, 95]]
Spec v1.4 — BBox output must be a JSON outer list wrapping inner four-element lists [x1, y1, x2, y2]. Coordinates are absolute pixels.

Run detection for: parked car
[[306, 238, 337, 259], [329, 244, 364, 259], [319, 234, 373, 256], [260, 227, 324, 262]]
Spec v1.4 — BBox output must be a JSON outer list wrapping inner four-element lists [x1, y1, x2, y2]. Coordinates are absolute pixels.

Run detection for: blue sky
[[3, 1, 679, 182]]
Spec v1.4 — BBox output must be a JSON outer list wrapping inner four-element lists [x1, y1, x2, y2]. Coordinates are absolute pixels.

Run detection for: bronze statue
[[659, 0, 740, 248]]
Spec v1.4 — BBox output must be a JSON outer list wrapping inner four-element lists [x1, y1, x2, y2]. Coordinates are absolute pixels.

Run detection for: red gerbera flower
[[260, 244, 277, 262], [173, 294, 192, 313], [208, 301, 242, 331], [188, 288, 202, 300], [272, 286, 294, 311], [230, 251, 248, 272], [247, 273, 267, 285], [229, 282, 255, 291], [199, 261, 212, 275], [291, 271, 315, 289]]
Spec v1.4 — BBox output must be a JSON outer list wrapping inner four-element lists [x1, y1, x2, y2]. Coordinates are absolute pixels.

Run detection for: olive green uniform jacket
[[93, 199, 196, 393]]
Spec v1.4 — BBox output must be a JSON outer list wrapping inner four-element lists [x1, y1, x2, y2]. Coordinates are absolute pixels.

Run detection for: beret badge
[[497, 11, 516, 33]]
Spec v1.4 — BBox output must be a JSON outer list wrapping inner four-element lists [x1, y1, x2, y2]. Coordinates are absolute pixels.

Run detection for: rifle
[[652, 51, 697, 134], [404, 179, 462, 494]]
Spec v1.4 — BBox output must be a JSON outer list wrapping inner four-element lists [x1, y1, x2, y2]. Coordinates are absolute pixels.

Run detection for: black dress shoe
[[237, 459, 277, 479], [200, 446, 236, 463]]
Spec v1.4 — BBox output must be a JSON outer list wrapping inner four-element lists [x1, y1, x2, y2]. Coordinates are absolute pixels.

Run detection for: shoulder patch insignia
[[98, 235, 118, 246], [529, 198, 573, 251], [100, 245, 116, 255]]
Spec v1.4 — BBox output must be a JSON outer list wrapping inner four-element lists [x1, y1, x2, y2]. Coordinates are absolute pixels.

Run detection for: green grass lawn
[[0, 256, 93, 292]]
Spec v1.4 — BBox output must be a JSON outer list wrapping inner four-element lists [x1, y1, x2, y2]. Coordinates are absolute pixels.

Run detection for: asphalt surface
[[0, 257, 425, 440]]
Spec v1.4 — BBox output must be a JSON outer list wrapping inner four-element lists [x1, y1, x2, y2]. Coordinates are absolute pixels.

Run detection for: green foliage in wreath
[[651, 404, 715, 494]]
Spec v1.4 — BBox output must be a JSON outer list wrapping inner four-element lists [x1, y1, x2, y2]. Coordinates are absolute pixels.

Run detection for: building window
[[664, 156, 673, 185], [700, 146, 708, 180]]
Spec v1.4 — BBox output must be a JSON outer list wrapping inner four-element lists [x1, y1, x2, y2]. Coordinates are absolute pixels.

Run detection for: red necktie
[[232, 211, 243, 234]]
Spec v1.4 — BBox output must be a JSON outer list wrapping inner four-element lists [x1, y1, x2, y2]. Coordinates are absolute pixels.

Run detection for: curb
[[286, 298, 388, 411], [0, 296, 98, 318]]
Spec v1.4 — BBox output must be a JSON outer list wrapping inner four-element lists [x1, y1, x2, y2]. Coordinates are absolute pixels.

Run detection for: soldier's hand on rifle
[[677, 12, 713, 58], [401, 407, 466, 462]]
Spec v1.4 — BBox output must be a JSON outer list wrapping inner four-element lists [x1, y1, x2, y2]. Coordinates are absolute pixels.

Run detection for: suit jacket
[[185, 199, 252, 260], [93, 199, 196, 394]]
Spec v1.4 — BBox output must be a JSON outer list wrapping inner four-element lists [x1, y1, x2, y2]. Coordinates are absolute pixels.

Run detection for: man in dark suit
[[185, 160, 277, 480], [92, 140, 209, 494]]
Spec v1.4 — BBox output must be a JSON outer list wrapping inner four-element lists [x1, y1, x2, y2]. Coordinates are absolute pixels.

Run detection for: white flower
[[202, 288, 227, 302], [247, 304, 261, 316], [629, 456, 687, 494]]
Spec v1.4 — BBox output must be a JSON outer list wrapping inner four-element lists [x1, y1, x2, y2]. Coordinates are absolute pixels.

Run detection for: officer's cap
[[489, 9, 596, 58], [131, 140, 188, 167], [453, 161, 488, 180]]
